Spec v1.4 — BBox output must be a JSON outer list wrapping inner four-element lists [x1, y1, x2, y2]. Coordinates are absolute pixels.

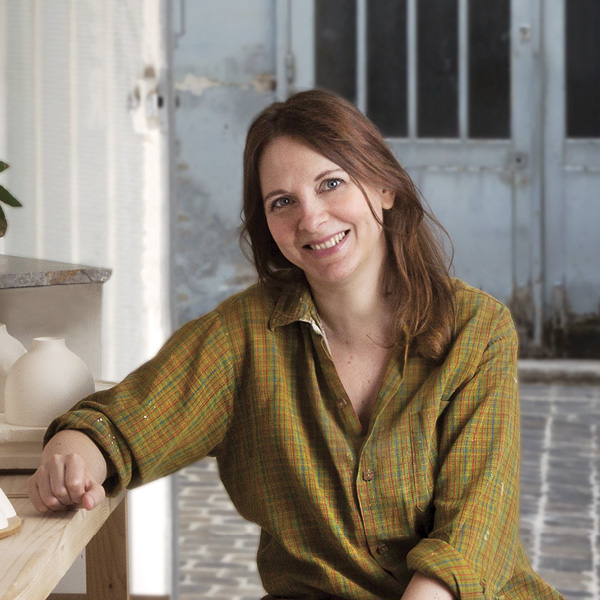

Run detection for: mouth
[[305, 231, 349, 251]]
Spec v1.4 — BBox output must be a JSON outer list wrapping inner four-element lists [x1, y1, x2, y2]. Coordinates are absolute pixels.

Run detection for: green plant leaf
[[0, 161, 8, 174], [0, 184, 22, 207], [0, 205, 7, 237]]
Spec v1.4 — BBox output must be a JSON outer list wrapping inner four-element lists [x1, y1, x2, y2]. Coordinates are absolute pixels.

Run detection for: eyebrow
[[262, 168, 345, 204]]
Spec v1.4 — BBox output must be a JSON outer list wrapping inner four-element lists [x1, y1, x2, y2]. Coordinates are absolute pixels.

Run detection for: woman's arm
[[402, 572, 456, 600], [28, 430, 110, 512], [406, 303, 521, 597]]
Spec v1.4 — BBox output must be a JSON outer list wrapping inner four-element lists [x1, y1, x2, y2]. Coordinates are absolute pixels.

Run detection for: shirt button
[[363, 469, 375, 481], [337, 398, 347, 407], [376, 543, 389, 555]]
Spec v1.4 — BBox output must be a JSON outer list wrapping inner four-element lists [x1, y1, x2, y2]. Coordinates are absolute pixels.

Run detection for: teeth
[[309, 231, 347, 250]]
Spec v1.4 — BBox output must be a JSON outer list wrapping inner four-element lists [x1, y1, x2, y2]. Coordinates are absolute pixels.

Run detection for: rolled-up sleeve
[[45, 311, 235, 495], [407, 306, 520, 599]]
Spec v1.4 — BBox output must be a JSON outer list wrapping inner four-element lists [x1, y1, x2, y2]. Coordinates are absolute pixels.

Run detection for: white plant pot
[[4, 337, 95, 427], [0, 324, 27, 412]]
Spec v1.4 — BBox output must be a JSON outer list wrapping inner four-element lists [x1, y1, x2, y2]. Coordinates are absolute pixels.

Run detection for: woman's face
[[258, 136, 394, 291]]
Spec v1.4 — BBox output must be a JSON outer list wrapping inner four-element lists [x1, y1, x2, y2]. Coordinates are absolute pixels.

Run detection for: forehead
[[258, 136, 342, 189]]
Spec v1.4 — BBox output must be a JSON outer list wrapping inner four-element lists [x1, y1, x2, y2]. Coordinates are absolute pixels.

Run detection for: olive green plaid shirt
[[47, 279, 563, 600]]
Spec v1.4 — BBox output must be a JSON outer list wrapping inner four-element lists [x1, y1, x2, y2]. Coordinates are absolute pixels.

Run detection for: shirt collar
[[268, 278, 322, 332]]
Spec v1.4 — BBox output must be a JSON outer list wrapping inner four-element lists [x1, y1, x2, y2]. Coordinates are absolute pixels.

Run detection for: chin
[[306, 268, 356, 287]]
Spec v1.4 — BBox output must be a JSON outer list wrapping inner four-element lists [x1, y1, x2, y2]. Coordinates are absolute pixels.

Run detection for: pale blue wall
[[172, 0, 275, 326], [171, 1, 600, 356]]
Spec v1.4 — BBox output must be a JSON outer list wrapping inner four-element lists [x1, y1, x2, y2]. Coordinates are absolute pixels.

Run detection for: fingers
[[28, 456, 69, 512], [29, 454, 85, 511], [28, 453, 104, 512]]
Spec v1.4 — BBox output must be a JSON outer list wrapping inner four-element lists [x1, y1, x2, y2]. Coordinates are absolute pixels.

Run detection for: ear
[[381, 189, 395, 210]]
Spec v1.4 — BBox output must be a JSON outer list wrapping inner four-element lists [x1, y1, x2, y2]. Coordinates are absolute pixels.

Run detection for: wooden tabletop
[[0, 473, 128, 600]]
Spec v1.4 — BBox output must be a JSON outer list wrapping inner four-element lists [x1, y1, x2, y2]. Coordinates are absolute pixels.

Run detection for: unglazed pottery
[[0, 486, 21, 539], [0, 486, 16, 520], [4, 337, 95, 427], [0, 324, 27, 412]]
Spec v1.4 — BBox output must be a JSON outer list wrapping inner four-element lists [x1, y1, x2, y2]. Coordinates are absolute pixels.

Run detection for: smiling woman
[[258, 136, 394, 295], [241, 89, 456, 362], [30, 89, 564, 600]]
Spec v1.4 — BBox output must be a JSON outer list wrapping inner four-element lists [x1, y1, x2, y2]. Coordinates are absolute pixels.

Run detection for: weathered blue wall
[[171, 1, 600, 357], [172, 0, 275, 326]]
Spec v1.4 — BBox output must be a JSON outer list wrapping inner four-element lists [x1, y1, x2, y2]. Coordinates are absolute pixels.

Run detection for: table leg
[[86, 497, 130, 600]]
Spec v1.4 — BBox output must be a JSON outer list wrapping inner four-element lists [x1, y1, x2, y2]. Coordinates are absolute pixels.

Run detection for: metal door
[[279, 0, 600, 357], [543, 1, 600, 356]]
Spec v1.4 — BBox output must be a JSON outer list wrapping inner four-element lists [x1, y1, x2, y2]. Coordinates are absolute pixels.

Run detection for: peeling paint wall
[[172, 1, 275, 326]]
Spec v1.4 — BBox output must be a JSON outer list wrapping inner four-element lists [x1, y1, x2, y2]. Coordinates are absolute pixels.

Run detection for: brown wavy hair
[[240, 89, 456, 361]]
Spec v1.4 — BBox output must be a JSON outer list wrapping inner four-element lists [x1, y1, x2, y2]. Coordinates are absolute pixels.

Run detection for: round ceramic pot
[[0, 324, 27, 413], [4, 337, 95, 427]]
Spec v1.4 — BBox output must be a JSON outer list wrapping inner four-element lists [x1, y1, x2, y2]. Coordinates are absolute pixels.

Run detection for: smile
[[307, 231, 348, 251]]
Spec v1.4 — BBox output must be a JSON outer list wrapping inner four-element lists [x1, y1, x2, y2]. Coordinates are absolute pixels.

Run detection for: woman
[[29, 90, 563, 600]]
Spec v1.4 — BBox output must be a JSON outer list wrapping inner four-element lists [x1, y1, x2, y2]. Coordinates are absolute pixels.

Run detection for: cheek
[[265, 217, 290, 249], [266, 219, 303, 267]]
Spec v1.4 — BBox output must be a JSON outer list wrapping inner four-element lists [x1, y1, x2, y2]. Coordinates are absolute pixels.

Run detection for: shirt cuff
[[407, 538, 489, 599]]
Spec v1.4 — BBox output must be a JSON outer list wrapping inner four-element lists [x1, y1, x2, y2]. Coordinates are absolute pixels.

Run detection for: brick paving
[[176, 383, 600, 600]]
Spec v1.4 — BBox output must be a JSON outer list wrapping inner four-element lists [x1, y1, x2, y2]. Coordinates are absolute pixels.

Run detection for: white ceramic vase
[[4, 337, 95, 427], [0, 324, 27, 413], [0, 486, 16, 530]]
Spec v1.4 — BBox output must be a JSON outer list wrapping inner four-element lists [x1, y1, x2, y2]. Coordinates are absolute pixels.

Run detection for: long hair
[[240, 89, 456, 361]]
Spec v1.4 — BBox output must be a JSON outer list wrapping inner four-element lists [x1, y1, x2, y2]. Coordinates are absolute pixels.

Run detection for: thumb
[[80, 478, 106, 510]]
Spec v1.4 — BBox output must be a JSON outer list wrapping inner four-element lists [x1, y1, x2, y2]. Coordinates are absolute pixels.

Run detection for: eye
[[322, 178, 343, 191], [269, 196, 292, 211]]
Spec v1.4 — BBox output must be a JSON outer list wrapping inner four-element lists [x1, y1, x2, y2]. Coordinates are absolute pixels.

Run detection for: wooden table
[[0, 473, 129, 600]]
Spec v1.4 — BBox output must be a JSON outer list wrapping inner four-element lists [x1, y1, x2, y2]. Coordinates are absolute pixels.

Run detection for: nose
[[297, 197, 327, 233]]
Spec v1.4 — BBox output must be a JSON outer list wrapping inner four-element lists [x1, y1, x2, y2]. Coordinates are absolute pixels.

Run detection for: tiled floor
[[176, 383, 600, 600], [519, 384, 600, 599]]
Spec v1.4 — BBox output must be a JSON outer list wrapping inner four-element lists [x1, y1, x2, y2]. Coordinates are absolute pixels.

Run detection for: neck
[[309, 275, 394, 346]]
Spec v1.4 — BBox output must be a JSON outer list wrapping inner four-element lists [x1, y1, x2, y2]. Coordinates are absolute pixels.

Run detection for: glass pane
[[417, 0, 458, 137], [315, 0, 357, 103], [469, 0, 510, 138], [567, 0, 600, 138], [367, 0, 408, 137]]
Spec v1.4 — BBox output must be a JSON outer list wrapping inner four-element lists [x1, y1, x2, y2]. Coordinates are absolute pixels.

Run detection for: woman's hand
[[28, 430, 109, 512]]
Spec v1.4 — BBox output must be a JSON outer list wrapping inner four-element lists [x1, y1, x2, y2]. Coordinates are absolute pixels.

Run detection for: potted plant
[[0, 161, 23, 237]]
